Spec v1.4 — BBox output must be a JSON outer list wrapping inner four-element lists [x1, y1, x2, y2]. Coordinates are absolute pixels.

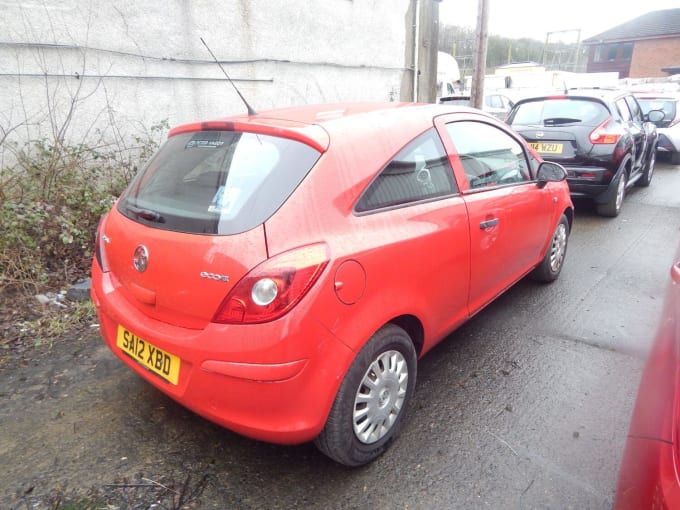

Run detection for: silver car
[[635, 93, 680, 165]]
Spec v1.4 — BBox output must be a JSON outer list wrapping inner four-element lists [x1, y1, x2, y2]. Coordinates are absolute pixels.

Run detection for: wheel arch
[[563, 206, 574, 233], [388, 314, 425, 357]]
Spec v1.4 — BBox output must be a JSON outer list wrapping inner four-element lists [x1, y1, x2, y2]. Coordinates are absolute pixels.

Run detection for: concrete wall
[[0, 0, 415, 153]]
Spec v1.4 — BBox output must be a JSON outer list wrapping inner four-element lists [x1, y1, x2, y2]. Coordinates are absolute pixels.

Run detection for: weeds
[[0, 120, 167, 295]]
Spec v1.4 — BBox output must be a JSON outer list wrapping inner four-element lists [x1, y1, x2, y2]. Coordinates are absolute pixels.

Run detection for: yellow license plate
[[116, 325, 181, 385], [530, 142, 563, 154]]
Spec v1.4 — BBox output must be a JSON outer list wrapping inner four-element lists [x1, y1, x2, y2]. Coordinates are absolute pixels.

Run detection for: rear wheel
[[671, 151, 680, 165], [638, 147, 656, 187], [315, 324, 417, 466], [531, 214, 569, 282], [596, 171, 626, 217]]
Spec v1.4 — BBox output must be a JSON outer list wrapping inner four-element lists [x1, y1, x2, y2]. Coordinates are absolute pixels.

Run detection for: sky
[[439, 0, 680, 42]]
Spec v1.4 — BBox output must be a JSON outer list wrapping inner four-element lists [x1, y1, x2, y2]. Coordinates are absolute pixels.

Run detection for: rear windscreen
[[118, 131, 321, 234], [509, 98, 609, 127]]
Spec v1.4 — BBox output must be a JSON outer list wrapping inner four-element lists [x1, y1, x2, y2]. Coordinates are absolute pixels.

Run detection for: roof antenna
[[200, 37, 257, 116]]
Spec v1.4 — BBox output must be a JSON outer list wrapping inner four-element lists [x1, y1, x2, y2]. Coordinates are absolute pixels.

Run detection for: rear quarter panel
[[264, 111, 472, 355]]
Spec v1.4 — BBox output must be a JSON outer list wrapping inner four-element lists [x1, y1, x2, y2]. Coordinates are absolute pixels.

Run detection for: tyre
[[638, 147, 656, 187], [314, 324, 417, 466], [531, 214, 569, 282], [671, 151, 680, 165], [596, 171, 626, 217]]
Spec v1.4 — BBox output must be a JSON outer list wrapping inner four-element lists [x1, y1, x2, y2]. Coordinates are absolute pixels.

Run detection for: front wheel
[[531, 214, 569, 282], [315, 324, 417, 466]]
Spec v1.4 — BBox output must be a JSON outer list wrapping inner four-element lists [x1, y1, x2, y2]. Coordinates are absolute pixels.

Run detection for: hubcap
[[353, 350, 409, 444], [549, 223, 567, 272]]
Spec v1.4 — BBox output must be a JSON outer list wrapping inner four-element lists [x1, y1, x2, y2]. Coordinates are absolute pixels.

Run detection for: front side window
[[446, 121, 531, 190], [119, 131, 321, 234], [355, 129, 457, 213]]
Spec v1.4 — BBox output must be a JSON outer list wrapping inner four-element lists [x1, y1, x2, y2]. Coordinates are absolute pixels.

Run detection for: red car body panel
[[615, 249, 680, 509], [91, 102, 573, 445]]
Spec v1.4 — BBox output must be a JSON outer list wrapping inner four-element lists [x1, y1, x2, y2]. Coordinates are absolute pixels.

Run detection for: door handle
[[479, 218, 499, 230]]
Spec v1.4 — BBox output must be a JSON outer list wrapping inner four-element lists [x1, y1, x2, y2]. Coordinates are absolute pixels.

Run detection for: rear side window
[[624, 96, 642, 122], [509, 98, 609, 126], [119, 131, 321, 234], [616, 98, 632, 122], [355, 129, 457, 213]]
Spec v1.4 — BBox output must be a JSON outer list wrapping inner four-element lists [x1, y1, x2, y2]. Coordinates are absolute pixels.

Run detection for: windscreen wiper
[[126, 204, 165, 223], [543, 117, 581, 125]]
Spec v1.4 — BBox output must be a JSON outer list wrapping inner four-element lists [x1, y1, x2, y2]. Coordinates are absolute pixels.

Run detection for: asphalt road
[[2, 159, 679, 509]]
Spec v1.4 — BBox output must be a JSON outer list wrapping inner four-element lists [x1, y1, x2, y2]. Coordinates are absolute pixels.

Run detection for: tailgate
[[102, 209, 267, 329]]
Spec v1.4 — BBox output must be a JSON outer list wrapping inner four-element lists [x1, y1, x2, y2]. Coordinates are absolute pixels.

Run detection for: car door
[[350, 127, 472, 349], [618, 96, 647, 173], [435, 115, 557, 314]]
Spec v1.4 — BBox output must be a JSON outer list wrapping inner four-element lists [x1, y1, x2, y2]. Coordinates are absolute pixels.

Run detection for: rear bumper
[[91, 263, 355, 445], [564, 165, 615, 202]]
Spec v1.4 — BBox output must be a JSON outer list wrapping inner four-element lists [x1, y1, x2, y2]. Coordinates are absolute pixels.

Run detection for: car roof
[[633, 92, 680, 100], [167, 102, 473, 153], [513, 87, 630, 105]]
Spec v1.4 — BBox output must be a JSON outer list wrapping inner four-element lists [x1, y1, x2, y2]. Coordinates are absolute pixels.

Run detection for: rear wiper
[[126, 204, 165, 223], [543, 117, 581, 125]]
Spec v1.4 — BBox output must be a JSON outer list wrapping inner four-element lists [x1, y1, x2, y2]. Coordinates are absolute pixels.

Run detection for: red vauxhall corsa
[[615, 243, 680, 508], [91, 102, 574, 466]]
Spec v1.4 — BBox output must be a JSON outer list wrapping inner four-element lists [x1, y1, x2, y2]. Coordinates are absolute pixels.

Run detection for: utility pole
[[471, 0, 488, 110], [402, 0, 440, 103], [417, 0, 439, 102]]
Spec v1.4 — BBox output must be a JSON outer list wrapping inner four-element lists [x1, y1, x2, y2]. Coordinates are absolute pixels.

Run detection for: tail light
[[94, 214, 110, 272], [589, 118, 623, 144], [212, 243, 329, 324]]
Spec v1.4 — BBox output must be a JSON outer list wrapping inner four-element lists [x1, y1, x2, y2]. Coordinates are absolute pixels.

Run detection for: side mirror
[[646, 109, 665, 123], [536, 161, 567, 188]]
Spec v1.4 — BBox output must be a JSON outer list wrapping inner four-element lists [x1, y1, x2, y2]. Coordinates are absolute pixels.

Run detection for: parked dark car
[[506, 88, 659, 217]]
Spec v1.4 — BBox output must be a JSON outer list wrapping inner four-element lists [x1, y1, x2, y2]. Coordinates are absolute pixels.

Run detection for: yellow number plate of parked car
[[530, 142, 563, 154], [116, 325, 180, 385]]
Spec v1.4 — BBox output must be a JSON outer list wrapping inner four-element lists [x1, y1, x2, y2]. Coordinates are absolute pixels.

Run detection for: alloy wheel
[[550, 222, 568, 272], [615, 174, 626, 213]]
